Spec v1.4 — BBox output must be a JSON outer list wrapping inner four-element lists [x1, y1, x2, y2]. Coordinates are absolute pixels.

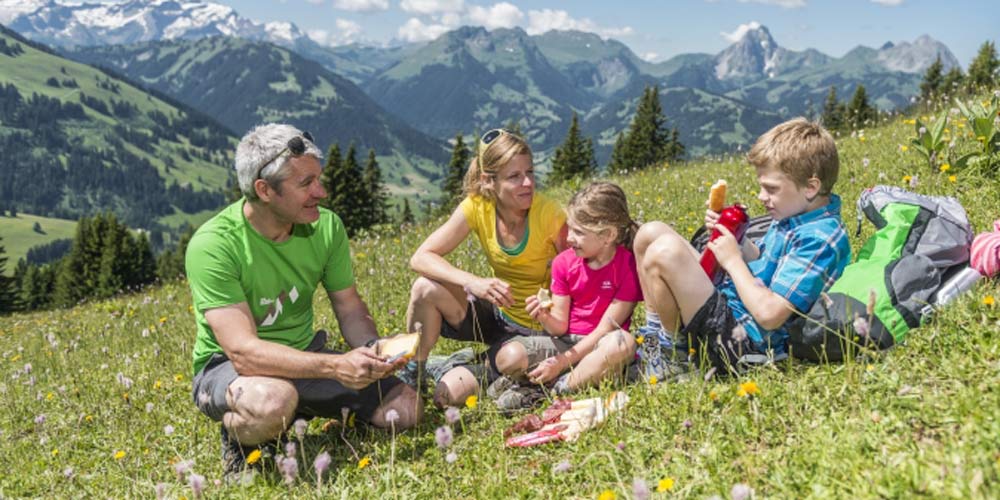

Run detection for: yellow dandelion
[[899, 145, 908, 152], [658, 478, 675, 492], [356, 252, 367, 259], [649, 375, 658, 386], [84, 415, 93, 422], [709, 390, 719, 401], [977, 136, 986, 143], [939, 163, 950, 172], [159, 316, 167, 324], [984, 296, 995, 306], [859, 137, 866, 142], [348, 412, 356, 428], [246, 449, 262, 465], [52, 449, 59, 457], [187, 305, 193, 312], [46, 392, 54, 401], [598, 490, 616, 500], [688, 347, 696, 356], [114, 450, 126, 460], [633, 191, 640, 196], [154, 380, 162, 390], [866, 364, 875, 372], [635, 335, 645, 345], [902, 175, 912, 183], [738, 380, 760, 397], [358, 456, 371, 469], [949, 175, 957, 183], [10, 354, 21, 362], [465, 395, 478, 409], [174, 374, 184, 382]]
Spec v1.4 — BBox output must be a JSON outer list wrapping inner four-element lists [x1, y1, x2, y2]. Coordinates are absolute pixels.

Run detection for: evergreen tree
[[919, 56, 944, 103], [624, 86, 671, 171], [128, 232, 157, 289], [320, 143, 343, 209], [440, 133, 471, 210], [326, 143, 365, 236], [666, 128, 685, 163], [504, 119, 524, 137], [941, 67, 965, 95], [608, 131, 628, 175], [846, 84, 876, 130], [19, 263, 56, 311], [0, 235, 16, 313], [822, 86, 844, 130], [361, 149, 388, 228], [400, 198, 415, 225], [549, 112, 597, 185], [966, 40, 999, 91], [157, 226, 194, 281]]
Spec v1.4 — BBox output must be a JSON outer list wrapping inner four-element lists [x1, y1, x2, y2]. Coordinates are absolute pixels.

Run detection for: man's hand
[[528, 356, 565, 385], [465, 277, 514, 307], [333, 346, 401, 390], [707, 225, 743, 270]]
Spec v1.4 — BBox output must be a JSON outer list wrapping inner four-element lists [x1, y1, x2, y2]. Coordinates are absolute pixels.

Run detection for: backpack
[[787, 185, 973, 362]]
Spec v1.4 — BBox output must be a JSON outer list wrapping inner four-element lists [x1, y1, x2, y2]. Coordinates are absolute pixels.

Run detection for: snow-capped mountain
[[4, 0, 306, 48], [876, 35, 960, 73], [713, 24, 830, 81]]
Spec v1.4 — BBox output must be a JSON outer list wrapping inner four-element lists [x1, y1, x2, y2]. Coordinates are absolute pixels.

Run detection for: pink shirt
[[550, 245, 643, 336]]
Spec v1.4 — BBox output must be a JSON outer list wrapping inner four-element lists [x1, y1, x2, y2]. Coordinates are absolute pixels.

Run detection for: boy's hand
[[707, 225, 742, 270], [704, 207, 720, 231]]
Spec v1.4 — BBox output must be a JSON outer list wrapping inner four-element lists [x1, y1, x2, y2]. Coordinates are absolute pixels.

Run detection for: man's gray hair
[[234, 123, 323, 201]]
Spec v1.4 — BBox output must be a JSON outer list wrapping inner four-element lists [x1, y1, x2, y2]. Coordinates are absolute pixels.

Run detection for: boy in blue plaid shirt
[[635, 118, 851, 371]]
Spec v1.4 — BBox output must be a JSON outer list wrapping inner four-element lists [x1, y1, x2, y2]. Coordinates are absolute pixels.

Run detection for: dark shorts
[[681, 289, 757, 373], [192, 330, 403, 422], [441, 299, 546, 375]]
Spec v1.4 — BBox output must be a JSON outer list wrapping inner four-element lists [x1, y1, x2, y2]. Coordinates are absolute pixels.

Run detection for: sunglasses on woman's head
[[255, 131, 315, 181], [478, 128, 510, 169]]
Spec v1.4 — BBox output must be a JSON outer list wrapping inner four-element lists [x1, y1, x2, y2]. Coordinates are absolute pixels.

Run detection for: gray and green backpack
[[788, 185, 973, 362]]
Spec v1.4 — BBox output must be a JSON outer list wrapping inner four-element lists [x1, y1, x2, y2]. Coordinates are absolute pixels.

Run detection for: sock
[[645, 311, 662, 329]]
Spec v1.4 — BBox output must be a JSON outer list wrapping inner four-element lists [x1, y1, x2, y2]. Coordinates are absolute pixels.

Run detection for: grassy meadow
[[2, 102, 1000, 499], [0, 213, 77, 273]]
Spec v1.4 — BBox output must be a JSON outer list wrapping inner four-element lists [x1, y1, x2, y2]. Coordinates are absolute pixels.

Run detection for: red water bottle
[[699, 204, 749, 284]]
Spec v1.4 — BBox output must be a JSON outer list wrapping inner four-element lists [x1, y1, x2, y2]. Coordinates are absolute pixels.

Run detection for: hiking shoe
[[485, 375, 515, 400], [495, 384, 546, 416], [425, 348, 477, 384], [221, 426, 254, 481]]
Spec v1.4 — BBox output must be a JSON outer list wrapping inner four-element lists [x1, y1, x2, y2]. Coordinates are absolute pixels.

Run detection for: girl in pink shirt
[[494, 182, 642, 395]]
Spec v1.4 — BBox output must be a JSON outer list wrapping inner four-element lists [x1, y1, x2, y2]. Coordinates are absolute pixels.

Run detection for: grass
[[2, 102, 1000, 498], [0, 213, 77, 273]]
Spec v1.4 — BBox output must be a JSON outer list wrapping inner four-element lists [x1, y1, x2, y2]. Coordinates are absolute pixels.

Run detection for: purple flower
[[294, 418, 308, 441], [731, 483, 754, 500], [116, 372, 133, 390], [444, 406, 461, 425], [314, 451, 332, 477], [63, 466, 74, 478], [853, 315, 871, 338], [385, 409, 400, 425], [164, 425, 174, 436], [285, 441, 297, 458], [278, 456, 298, 484], [23, 363, 31, 374], [633, 477, 651, 500], [616, 441, 626, 451], [173, 459, 194, 480], [553, 460, 572, 474], [155, 483, 167, 500], [445, 451, 458, 463], [145, 402, 155, 413], [34, 414, 46, 425], [435, 425, 453, 449], [188, 473, 205, 498], [683, 419, 693, 429]]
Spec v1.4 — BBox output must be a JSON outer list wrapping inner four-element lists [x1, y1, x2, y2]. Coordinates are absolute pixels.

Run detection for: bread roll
[[377, 332, 420, 361], [708, 179, 727, 212], [536, 288, 553, 310]]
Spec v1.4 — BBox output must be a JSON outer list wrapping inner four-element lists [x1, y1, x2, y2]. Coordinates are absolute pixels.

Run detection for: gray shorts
[[507, 333, 585, 369], [192, 330, 403, 422]]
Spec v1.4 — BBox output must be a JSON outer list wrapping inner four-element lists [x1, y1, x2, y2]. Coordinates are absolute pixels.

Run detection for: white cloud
[[870, 0, 904, 5], [307, 18, 363, 46], [397, 17, 452, 42], [720, 21, 762, 42], [641, 52, 659, 62], [736, 0, 806, 8], [400, 0, 464, 15], [331, 0, 389, 12], [467, 2, 524, 30], [304, 0, 324, 5], [525, 9, 632, 39]]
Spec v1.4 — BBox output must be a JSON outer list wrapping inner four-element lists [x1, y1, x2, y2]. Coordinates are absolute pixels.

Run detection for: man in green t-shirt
[[185, 123, 421, 477]]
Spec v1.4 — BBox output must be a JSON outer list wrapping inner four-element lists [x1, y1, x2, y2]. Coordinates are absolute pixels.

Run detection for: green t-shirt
[[185, 200, 354, 375]]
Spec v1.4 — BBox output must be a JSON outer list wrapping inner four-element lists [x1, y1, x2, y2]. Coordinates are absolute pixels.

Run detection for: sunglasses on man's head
[[255, 131, 315, 181]]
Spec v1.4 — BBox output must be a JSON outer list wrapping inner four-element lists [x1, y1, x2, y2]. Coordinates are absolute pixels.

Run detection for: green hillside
[[0, 213, 76, 272], [1, 98, 998, 498], [0, 26, 234, 232]]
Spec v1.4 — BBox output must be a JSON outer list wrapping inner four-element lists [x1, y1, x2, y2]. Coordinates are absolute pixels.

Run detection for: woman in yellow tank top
[[405, 129, 568, 408]]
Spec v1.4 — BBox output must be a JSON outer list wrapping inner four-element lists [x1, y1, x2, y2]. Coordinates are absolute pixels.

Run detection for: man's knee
[[373, 384, 423, 430], [494, 342, 528, 377], [226, 378, 298, 441]]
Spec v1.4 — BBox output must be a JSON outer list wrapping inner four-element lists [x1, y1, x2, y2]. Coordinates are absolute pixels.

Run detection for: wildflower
[[357, 456, 371, 469], [34, 414, 46, 425], [683, 419, 693, 429], [146, 403, 154, 413], [114, 450, 126, 460], [188, 473, 205, 498], [657, 477, 675, 492], [385, 409, 400, 426], [294, 418, 308, 441], [940, 163, 951, 172], [116, 372, 133, 389], [635, 335, 644, 345], [154, 380, 162, 390], [862, 158, 870, 168], [553, 460, 572, 474], [648, 375, 658, 386], [52, 448, 59, 456], [737, 381, 760, 398], [445, 451, 458, 463], [949, 175, 957, 183], [278, 456, 298, 484], [598, 490, 616, 500], [709, 390, 719, 401], [435, 425, 454, 449], [63, 466, 73, 478], [984, 296, 995, 306], [854, 316, 871, 337], [284, 441, 297, 459], [23, 363, 31, 374], [445, 406, 461, 425], [899, 145, 908, 152], [465, 395, 478, 409], [731, 483, 754, 500], [173, 459, 194, 479], [633, 478, 651, 500], [616, 441, 626, 451], [314, 451, 332, 478], [159, 316, 167, 324], [246, 449, 262, 465], [174, 374, 183, 382], [902, 175, 912, 183], [909, 175, 919, 188], [918, 126, 927, 136], [155, 483, 167, 500]]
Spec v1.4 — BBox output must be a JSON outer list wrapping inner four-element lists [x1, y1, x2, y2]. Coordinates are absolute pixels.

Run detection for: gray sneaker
[[495, 384, 546, 416], [486, 375, 515, 399]]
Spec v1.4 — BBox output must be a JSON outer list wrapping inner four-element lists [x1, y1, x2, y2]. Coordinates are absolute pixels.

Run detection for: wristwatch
[[364, 338, 379, 348]]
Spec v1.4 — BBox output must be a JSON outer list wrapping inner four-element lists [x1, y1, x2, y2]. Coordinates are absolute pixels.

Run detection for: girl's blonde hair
[[567, 182, 639, 250], [461, 130, 532, 202]]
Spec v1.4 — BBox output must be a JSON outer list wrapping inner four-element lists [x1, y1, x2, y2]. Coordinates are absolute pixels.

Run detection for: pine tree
[[549, 112, 596, 185], [19, 263, 56, 312], [504, 119, 524, 137], [326, 143, 365, 236], [608, 131, 628, 175], [440, 133, 470, 210], [0, 235, 16, 313], [157, 226, 194, 281], [919, 56, 944, 103], [941, 67, 965, 95], [320, 143, 343, 210], [846, 84, 876, 130], [624, 86, 671, 171], [400, 198, 415, 225], [822, 86, 844, 131], [666, 128, 685, 163], [966, 40, 999, 91], [361, 149, 388, 228]]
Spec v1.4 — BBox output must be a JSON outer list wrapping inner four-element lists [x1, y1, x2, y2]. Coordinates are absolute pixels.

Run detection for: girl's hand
[[524, 295, 551, 321], [466, 277, 513, 307], [706, 225, 742, 270], [528, 356, 564, 385]]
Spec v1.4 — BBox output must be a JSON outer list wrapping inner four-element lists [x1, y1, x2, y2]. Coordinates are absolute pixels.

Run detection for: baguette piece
[[376, 332, 421, 362], [708, 179, 727, 212], [536, 288, 553, 310]]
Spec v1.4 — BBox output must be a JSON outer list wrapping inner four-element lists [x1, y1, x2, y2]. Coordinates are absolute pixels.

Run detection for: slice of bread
[[377, 332, 420, 362], [537, 288, 553, 309], [708, 179, 727, 212]]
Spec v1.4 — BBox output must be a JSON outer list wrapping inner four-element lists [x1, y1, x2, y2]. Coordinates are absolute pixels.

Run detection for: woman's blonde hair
[[461, 129, 532, 202], [567, 182, 639, 250]]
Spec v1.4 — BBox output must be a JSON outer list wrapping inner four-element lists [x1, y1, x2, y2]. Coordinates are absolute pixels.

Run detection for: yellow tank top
[[460, 193, 566, 328]]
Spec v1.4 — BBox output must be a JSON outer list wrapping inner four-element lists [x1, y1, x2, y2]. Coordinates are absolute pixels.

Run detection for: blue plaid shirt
[[719, 194, 851, 354]]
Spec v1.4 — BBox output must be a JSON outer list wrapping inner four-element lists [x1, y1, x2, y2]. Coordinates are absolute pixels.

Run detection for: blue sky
[[223, 0, 998, 65]]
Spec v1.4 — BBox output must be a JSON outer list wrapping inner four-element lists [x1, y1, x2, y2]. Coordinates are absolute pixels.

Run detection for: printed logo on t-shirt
[[601, 280, 613, 290], [259, 286, 300, 327]]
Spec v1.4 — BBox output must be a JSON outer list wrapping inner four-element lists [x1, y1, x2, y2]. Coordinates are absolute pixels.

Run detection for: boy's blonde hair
[[567, 182, 639, 250], [747, 117, 839, 196], [462, 130, 532, 202]]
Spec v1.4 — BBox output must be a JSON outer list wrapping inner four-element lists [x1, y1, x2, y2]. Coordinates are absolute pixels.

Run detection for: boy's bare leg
[[637, 226, 715, 329]]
